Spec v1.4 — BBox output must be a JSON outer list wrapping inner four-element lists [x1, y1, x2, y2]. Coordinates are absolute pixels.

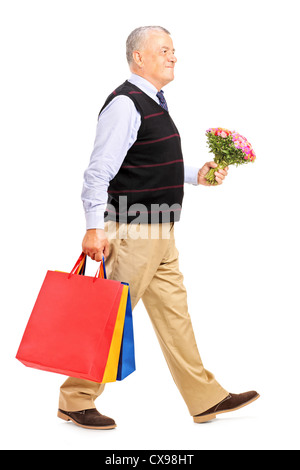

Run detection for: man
[[58, 26, 259, 430]]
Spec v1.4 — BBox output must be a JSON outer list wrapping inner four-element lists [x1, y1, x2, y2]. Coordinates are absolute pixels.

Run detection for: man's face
[[137, 31, 177, 90]]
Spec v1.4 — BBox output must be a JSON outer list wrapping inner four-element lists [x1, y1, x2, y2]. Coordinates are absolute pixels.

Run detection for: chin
[[165, 72, 175, 82]]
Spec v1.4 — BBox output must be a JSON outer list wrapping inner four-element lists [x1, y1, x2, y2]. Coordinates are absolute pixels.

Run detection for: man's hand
[[198, 161, 229, 186], [82, 229, 110, 261]]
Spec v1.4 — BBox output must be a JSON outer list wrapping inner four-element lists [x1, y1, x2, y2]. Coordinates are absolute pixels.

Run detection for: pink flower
[[207, 127, 256, 163]]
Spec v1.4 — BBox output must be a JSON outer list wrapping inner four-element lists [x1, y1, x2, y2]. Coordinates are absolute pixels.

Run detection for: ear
[[132, 50, 144, 68]]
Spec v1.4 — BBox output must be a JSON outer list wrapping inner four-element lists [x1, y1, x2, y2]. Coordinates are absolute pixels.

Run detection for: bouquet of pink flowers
[[205, 127, 256, 185]]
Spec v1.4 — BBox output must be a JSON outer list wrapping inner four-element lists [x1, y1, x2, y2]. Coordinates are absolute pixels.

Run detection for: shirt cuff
[[85, 210, 105, 230], [184, 165, 199, 185]]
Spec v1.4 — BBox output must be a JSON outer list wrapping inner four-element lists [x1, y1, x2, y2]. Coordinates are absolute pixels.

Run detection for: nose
[[169, 51, 177, 63]]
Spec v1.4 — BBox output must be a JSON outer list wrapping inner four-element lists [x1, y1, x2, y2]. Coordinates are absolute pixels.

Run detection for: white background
[[1, 0, 299, 450]]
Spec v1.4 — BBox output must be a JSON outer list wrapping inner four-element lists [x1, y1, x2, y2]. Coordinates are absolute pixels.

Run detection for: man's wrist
[[86, 228, 107, 239]]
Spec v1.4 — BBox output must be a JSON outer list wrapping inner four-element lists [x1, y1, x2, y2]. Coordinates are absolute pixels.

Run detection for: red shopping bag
[[16, 253, 126, 382]]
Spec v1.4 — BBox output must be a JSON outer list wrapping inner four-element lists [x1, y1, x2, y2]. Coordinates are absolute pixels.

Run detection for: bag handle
[[69, 253, 107, 280], [76, 255, 87, 275], [94, 256, 107, 280], [69, 253, 85, 276]]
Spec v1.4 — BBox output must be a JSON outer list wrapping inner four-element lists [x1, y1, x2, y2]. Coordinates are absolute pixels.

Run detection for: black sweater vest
[[101, 81, 184, 224]]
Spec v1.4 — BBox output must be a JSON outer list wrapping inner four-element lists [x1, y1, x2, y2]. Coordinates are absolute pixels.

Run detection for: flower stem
[[205, 159, 228, 185]]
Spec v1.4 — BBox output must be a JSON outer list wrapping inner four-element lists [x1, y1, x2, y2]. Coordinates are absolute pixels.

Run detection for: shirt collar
[[128, 73, 160, 104]]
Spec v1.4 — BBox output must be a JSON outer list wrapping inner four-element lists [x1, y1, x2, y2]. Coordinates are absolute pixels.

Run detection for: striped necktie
[[156, 90, 169, 112]]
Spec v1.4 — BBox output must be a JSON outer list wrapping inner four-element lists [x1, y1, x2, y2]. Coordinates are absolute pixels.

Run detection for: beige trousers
[[59, 222, 228, 416]]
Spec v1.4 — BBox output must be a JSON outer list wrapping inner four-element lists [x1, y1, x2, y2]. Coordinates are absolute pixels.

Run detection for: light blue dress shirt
[[82, 73, 200, 230]]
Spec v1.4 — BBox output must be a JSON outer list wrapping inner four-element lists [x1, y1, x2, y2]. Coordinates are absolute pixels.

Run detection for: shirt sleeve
[[184, 165, 199, 185], [81, 95, 141, 230]]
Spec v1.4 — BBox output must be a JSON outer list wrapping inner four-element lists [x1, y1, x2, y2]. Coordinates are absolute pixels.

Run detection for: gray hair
[[126, 26, 171, 65]]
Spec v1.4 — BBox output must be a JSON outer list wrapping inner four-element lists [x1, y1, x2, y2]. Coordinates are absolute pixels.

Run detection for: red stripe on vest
[[134, 134, 180, 146], [144, 112, 165, 120], [123, 159, 183, 169], [108, 184, 184, 194]]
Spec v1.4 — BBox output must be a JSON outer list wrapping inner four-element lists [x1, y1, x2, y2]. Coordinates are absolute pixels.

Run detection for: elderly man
[[57, 26, 259, 430]]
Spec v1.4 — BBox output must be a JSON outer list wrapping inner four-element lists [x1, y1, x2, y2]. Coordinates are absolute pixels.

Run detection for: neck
[[130, 69, 165, 91]]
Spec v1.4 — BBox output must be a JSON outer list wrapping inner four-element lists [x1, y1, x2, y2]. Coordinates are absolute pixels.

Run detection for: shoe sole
[[57, 410, 117, 430], [193, 393, 260, 424]]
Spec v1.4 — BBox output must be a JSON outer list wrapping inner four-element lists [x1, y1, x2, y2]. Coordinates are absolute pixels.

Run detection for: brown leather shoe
[[193, 391, 260, 423], [57, 408, 117, 430]]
